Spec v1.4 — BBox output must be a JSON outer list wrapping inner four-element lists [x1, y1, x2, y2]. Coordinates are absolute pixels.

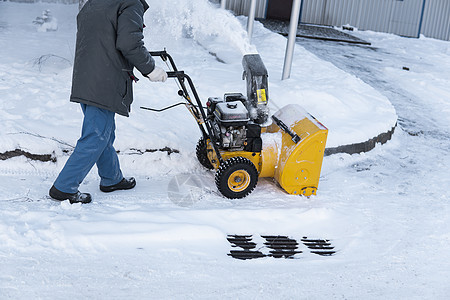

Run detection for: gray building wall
[[223, 0, 450, 41], [300, 0, 425, 38], [421, 0, 450, 40]]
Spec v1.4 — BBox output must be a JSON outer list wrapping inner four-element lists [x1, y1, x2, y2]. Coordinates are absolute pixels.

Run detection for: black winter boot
[[49, 185, 92, 204], [100, 177, 136, 193]]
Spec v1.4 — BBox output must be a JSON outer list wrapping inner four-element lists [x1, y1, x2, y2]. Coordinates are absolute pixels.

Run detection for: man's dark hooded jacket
[[70, 0, 155, 117]]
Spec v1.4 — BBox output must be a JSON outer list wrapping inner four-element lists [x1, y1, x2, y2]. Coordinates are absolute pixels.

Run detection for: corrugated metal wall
[[301, 0, 425, 38], [421, 0, 450, 40], [222, 0, 450, 40], [224, 0, 268, 19]]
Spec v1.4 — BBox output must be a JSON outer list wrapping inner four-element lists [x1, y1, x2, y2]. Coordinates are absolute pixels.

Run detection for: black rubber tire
[[196, 136, 214, 170], [215, 157, 258, 199]]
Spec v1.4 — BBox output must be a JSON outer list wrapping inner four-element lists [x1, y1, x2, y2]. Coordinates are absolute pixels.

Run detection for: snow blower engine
[[145, 51, 328, 199]]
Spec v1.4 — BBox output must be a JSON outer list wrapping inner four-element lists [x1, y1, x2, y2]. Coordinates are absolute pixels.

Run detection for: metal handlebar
[[147, 50, 224, 163]]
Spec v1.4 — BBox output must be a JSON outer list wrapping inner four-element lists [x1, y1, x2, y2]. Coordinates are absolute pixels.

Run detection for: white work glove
[[147, 67, 168, 82]]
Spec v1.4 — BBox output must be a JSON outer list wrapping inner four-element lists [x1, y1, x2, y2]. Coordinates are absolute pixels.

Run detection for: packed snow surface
[[1, 1, 449, 299]]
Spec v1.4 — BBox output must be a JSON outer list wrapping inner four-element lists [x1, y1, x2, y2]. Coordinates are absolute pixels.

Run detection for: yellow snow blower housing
[[146, 51, 328, 199], [261, 105, 328, 196]]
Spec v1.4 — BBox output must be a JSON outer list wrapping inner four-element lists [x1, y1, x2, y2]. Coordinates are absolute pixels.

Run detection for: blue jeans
[[53, 104, 123, 193]]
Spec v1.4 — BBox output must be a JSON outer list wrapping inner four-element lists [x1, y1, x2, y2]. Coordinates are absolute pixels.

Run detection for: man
[[49, 0, 167, 204]]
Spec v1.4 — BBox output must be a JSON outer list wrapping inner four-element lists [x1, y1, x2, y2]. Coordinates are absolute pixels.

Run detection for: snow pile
[[147, 0, 257, 63]]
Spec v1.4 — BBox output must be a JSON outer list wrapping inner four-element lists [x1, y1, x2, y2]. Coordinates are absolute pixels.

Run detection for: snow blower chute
[[144, 51, 328, 199]]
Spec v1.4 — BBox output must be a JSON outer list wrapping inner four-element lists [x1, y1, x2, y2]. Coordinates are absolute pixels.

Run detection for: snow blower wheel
[[215, 157, 258, 199], [196, 137, 214, 169]]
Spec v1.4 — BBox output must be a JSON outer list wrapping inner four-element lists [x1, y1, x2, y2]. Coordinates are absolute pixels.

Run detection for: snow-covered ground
[[1, 1, 449, 299]]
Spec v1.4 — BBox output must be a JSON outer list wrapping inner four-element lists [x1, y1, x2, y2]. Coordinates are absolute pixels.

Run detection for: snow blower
[[143, 50, 328, 199]]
